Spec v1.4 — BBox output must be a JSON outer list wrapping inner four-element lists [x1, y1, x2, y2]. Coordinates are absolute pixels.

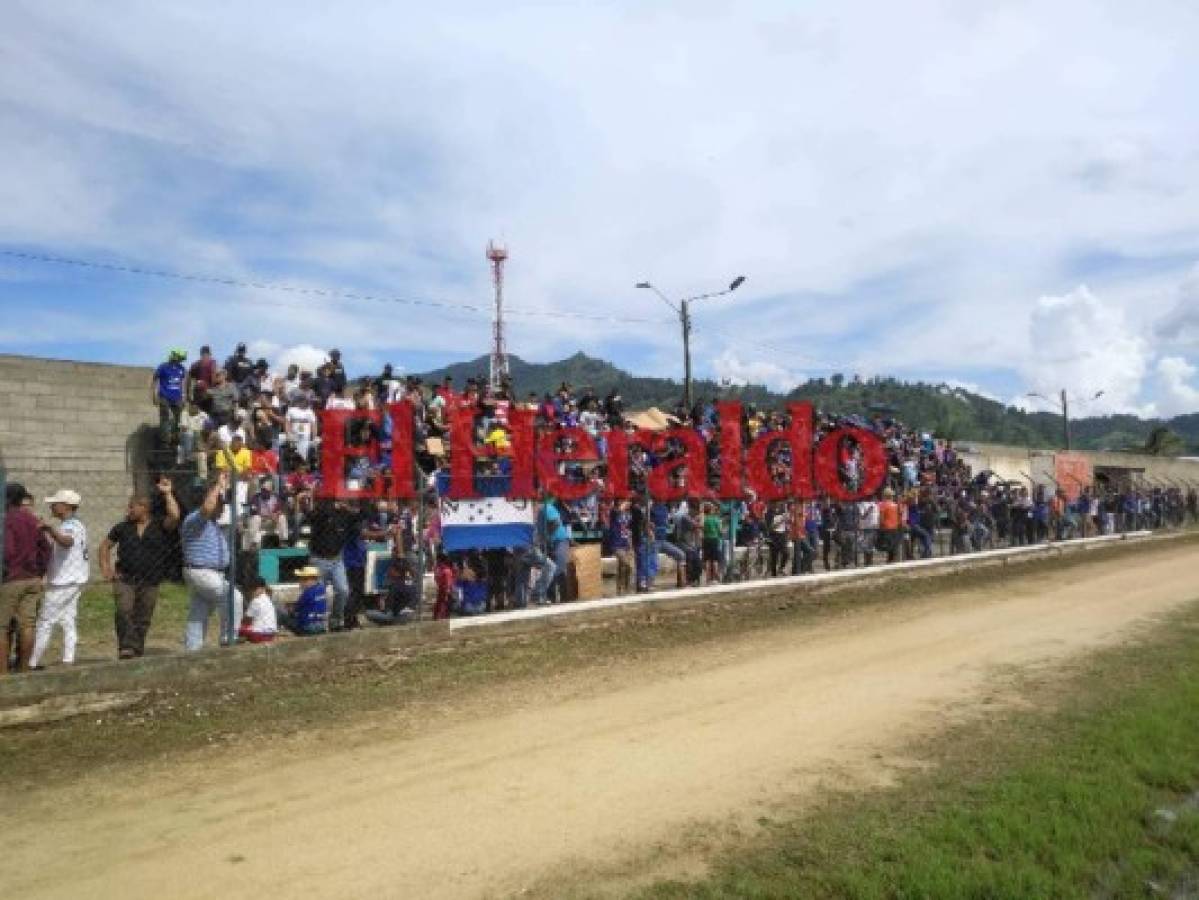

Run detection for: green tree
[[1143, 426, 1185, 457]]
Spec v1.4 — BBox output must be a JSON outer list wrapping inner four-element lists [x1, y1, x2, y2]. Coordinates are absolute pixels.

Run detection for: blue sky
[[3, 1, 1199, 416]]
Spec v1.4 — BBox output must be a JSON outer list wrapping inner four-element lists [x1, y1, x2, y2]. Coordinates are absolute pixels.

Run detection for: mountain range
[[417, 352, 1199, 454]]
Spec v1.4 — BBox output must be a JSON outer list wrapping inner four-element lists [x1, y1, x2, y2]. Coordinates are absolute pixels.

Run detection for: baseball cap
[[45, 489, 82, 506]]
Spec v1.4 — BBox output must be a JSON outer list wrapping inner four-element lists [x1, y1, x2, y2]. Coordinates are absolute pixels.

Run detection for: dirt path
[[10, 543, 1199, 900]]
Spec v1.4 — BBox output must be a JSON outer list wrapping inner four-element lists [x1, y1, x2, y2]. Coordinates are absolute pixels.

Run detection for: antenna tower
[[487, 240, 509, 393]]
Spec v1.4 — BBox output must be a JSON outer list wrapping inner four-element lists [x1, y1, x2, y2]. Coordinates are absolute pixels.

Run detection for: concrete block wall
[[0, 354, 161, 568]]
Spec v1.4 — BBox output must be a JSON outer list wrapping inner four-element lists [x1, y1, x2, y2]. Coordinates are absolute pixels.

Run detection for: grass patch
[[633, 606, 1199, 899]]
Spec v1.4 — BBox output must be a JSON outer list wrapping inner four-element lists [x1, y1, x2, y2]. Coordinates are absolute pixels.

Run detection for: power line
[[0, 249, 673, 326]]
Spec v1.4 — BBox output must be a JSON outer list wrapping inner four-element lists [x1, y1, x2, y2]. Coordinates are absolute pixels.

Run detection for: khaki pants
[[0, 578, 40, 629], [613, 548, 634, 595], [115, 581, 159, 657], [0, 579, 41, 672]]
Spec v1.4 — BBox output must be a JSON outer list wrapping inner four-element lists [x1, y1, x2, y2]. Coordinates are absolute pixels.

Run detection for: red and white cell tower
[[486, 240, 509, 393]]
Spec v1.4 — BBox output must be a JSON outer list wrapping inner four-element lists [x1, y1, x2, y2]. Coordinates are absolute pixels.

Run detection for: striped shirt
[[180, 510, 229, 569]]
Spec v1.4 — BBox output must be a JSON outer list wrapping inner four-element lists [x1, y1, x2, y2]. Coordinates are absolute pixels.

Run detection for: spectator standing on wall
[[188, 345, 217, 410], [178, 400, 210, 470], [29, 490, 88, 670], [2, 483, 49, 673], [98, 477, 180, 659], [285, 394, 318, 465], [326, 349, 348, 396], [207, 369, 238, 427], [180, 473, 242, 651], [152, 349, 188, 446], [225, 342, 254, 388]]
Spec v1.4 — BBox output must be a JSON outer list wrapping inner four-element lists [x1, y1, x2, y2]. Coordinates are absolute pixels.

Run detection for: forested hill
[[417, 352, 1199, 454]]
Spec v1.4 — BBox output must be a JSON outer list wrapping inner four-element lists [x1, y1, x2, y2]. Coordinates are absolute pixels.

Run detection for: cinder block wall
[[0, 354, 159, 569]]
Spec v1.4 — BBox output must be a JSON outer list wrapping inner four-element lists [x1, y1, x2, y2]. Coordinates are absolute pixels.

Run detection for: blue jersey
[[293, 584, 328, 634], [540, 502, 570, 544], [155, 361, 187, 404], [650, 504, 672, 541]]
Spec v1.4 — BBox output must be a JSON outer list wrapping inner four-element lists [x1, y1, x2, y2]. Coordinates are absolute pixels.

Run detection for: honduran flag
[[436, 474, 536, 552]]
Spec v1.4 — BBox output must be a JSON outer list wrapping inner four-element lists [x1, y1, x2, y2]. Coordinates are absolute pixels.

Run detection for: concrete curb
[[0, 529, 1178, 704], [451, 530, 1156, 633]]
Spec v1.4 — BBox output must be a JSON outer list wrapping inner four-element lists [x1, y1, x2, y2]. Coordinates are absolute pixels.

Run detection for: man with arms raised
[[180, 472, 242, 650], [99, 476, 180, 659]]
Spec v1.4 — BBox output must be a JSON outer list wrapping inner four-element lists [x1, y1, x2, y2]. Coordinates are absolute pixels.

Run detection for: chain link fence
[[3, 442, 1198, 673]]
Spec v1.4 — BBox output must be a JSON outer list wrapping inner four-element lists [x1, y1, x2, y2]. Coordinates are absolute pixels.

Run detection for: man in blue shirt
[[180, 473, 243, 650], [537, 495, 571, 603], [650, 501, 686, 589], [152, 348, 188, 446]]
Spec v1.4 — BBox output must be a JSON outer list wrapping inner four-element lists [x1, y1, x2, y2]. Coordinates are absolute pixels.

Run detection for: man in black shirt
[[306, 499, 360, 630], [225, 342, 254, 386], [98, 477, 180, 659], [326, 349, 348, 395]]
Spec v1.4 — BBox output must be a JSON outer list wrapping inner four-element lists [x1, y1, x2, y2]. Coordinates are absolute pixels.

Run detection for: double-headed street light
[[1026, 389, 1105, 451], [636, 275, 747, 411]]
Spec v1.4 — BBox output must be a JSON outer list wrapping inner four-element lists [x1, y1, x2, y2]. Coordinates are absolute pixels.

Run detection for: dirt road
[[10, 542, 1199, 899]]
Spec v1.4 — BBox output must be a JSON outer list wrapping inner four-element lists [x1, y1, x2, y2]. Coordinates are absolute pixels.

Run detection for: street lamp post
[[636, 275, 746, 412], [1026, 389, 1105, 452]]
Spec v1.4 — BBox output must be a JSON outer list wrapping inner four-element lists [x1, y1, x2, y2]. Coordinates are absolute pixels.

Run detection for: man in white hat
[[29, 489, 88, 669]]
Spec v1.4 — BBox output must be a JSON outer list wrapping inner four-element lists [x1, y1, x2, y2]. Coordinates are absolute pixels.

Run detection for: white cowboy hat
[[45, 489, 82, 506]]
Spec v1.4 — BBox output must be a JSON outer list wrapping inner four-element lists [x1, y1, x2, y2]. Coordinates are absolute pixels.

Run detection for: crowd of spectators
[[7, 342, 1192, 670], [145, 343, 1199, 626]]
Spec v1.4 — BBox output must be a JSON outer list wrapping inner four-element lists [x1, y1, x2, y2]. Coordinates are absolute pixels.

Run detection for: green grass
[[635, 609, 1199, 900], [26, 581, 195, 665]]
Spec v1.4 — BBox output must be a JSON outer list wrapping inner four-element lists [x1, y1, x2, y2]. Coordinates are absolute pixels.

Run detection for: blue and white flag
[[437, 474, 535, 551]]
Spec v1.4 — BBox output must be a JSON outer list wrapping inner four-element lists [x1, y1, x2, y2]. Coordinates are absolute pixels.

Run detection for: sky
[[2, 1, 1199, 417]]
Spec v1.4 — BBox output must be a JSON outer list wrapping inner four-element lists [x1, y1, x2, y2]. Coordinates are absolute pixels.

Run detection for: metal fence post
[[225, 465, 240, 645]]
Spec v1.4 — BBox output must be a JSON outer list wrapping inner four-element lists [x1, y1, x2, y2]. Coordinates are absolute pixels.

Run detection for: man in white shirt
[[285, 394, 319, 464], [30, 490, 89, 668], [857, 499, 880, 567]]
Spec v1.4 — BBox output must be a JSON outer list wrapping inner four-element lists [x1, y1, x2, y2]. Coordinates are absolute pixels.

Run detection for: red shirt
[[4, 506, 49, 582], [878, 500, 901, 531], [189, 357, 217, 389]]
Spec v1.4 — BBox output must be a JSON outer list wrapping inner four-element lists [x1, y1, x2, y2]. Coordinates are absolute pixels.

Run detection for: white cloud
[[1155, 264, 1199, 352], [941, 380, 1001, 403], [1155, 356, 1199, 418], [241, 340, 324, 377], [1022, 286, 1151, 415], [2, 0, 1199, 412], [712, 349, 803, 394]]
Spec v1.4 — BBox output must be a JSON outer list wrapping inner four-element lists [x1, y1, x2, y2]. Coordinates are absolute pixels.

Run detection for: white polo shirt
[[48, 517, 89, 586]]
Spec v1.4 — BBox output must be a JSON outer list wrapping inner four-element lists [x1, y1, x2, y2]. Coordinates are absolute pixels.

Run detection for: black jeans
[[346, 565, 366, 626], [791, 537, 814, 574], [768, 534, 789, 576]]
